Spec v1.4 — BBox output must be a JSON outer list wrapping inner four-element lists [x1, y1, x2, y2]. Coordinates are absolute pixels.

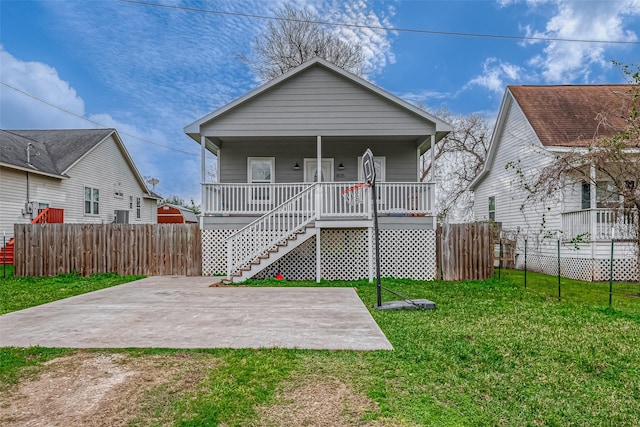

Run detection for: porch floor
[[0, 276, 393, 350]]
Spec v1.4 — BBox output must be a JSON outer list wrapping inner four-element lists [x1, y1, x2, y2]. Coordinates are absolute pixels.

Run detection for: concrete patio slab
[[0, 277, 393, 350]]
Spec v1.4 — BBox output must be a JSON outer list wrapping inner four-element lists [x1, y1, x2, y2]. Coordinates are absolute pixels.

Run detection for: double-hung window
[[84, 187, 99, 215], [248, 157, 275, 204], [136, 197, 141, 219], [488, 196, 496, 221]]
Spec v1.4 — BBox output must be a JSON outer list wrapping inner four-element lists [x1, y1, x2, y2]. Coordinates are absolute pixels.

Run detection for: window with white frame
[[488, 196, 495, 221], [248, 157, 275, 202], [84, 187, 99, 215], [136, 197, 141, 219], [357, 156, 386, 182]]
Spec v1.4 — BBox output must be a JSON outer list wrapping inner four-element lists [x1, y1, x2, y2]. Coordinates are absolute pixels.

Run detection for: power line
[[120, 0, 640, 46], [0, 81, 199, 157]]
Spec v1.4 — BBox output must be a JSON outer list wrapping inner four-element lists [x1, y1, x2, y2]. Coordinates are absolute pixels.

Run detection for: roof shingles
[[509, 85, 638, 147]]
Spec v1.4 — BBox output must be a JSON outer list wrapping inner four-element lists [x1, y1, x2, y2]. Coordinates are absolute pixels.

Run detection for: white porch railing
[[561, 209, 638, 240], [204, 182, 434, 217], [227, 184, 317, 276]]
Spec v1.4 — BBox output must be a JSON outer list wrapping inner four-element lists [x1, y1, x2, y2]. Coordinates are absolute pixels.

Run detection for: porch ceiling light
[[294, 162, 300, 170]]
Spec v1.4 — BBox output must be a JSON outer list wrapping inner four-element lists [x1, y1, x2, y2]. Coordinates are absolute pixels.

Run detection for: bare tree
[[421, 108, 491, 221], [244, 4, 365, 80]]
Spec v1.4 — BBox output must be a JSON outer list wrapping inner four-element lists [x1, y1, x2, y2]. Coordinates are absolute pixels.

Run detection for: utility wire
[[120, 0, 640, 46], [1, 81, 199, 157]]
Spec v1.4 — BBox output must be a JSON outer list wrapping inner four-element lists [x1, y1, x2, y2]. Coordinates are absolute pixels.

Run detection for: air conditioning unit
[[114, 210, 129, 224]]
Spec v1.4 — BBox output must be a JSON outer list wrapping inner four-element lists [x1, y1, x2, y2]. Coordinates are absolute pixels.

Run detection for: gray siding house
[[185, 58, 452, 282], [0, 129, 159, 241]]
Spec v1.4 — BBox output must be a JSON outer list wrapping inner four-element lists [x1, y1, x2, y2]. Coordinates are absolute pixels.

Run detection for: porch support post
[[316, 136, 322, 219], [416, 148, 421, 182], [316, 227, 321, 283], [430, 134, 436, 182], [201, 135, 206, 218]]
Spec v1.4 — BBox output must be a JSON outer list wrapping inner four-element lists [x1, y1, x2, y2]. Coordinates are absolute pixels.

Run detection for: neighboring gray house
[[470, 85, 638, 281], [0, 129, 159, 240], [184, 57, 452, 282]]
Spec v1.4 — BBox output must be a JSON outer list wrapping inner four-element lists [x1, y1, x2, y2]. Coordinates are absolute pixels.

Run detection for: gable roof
[[470, 84, 638, 190], [509, 84, 637, 147], [0, 129, 157, 198], [184, 57, 452, 145]]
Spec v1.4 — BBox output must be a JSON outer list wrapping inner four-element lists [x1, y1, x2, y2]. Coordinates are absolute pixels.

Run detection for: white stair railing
[[227, 183, 317, 277]]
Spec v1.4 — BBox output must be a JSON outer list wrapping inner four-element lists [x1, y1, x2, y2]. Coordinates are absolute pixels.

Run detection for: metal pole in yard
[[557, 238, 561, 301], [498, 238, 502, 279], [524, 238, 527, 289], [609, 228, 615, 307]]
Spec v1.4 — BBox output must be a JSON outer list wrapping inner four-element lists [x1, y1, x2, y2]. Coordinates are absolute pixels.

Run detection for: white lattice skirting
[[201, 228, 437, 281], [516, 254, 638, 282]]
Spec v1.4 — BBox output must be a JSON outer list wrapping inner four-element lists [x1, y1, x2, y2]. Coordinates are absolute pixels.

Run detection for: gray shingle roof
[[0, 129, 114, 177]]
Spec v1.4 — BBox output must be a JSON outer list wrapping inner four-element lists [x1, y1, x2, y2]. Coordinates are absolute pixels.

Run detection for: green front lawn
[[0, 268, 144, 315], [1, 270, 638, 425]]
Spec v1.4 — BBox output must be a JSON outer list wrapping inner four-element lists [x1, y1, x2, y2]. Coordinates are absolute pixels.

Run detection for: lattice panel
[[593, 259, 638, 282], [379, 229, 436, 280], [201, 229, 235, 276], [521, 254, 638, 282], [255, 236, 317, 280], [321, 229, 368, 280]]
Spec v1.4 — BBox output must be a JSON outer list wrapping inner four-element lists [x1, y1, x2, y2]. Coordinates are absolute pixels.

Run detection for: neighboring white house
[[184, 57, 452, 282], [0, 129, 159, 240], [470, 85, 638, 281]]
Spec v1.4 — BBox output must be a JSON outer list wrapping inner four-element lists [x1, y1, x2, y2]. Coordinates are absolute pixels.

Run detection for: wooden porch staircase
[[224, 184, 318, 283], [1, 208, 64, 265], [0, 238, 14, 265], [225, 225, 315, 283]]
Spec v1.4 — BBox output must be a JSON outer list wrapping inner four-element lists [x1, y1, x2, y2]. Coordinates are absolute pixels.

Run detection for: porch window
[[84, 187, 99, 215], [357, 156, 386, 182], [581, 182, 591, 209], [488, 196, 495, 221], [596, 181, 621, 208], [248, 157, 275, 202]]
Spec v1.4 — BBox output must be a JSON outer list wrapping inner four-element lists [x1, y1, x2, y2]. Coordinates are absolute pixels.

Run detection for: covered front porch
[[561, 208, 638, 241], [201, 181, 434, 218]]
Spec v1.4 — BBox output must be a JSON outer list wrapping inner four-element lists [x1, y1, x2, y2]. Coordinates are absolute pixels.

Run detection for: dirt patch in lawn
[[256, 376, 381, 426], [0, 351, 217, 427]]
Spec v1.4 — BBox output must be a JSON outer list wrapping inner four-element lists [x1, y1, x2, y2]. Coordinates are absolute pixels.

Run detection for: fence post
[[557, 238, 561, 301], [524, 238, 527, 289], [609, 228, 615, 306]]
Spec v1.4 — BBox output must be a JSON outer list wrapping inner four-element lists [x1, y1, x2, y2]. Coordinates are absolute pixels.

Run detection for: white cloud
[[500, 0, 640, 83], [0, 46, 86, 129], [0, 46, 201, 203], [466, 58, 523, 93]]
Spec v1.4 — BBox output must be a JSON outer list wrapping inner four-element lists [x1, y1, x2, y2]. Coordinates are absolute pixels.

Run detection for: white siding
[[0, 135, 155, 241], [472, 97, 563, 257], [58, 134, 156, 224], [202, 66, 435, 137], [0, 167, 32, 240]]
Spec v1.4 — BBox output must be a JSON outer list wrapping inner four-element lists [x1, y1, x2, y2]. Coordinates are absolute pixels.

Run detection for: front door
[[304, 158, 334, 183]]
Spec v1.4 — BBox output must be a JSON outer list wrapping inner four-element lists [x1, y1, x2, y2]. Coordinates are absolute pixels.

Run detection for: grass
[[1, 270, 639, 425], [0, 267, 144, 315]]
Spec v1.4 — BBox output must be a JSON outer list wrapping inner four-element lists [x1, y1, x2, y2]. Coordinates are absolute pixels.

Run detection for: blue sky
[[1, 0, 639, 203]]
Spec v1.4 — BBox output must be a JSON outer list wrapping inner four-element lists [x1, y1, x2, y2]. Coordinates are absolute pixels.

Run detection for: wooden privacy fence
[[13, 223, 202, 277], [437, 222, 494, 281]]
